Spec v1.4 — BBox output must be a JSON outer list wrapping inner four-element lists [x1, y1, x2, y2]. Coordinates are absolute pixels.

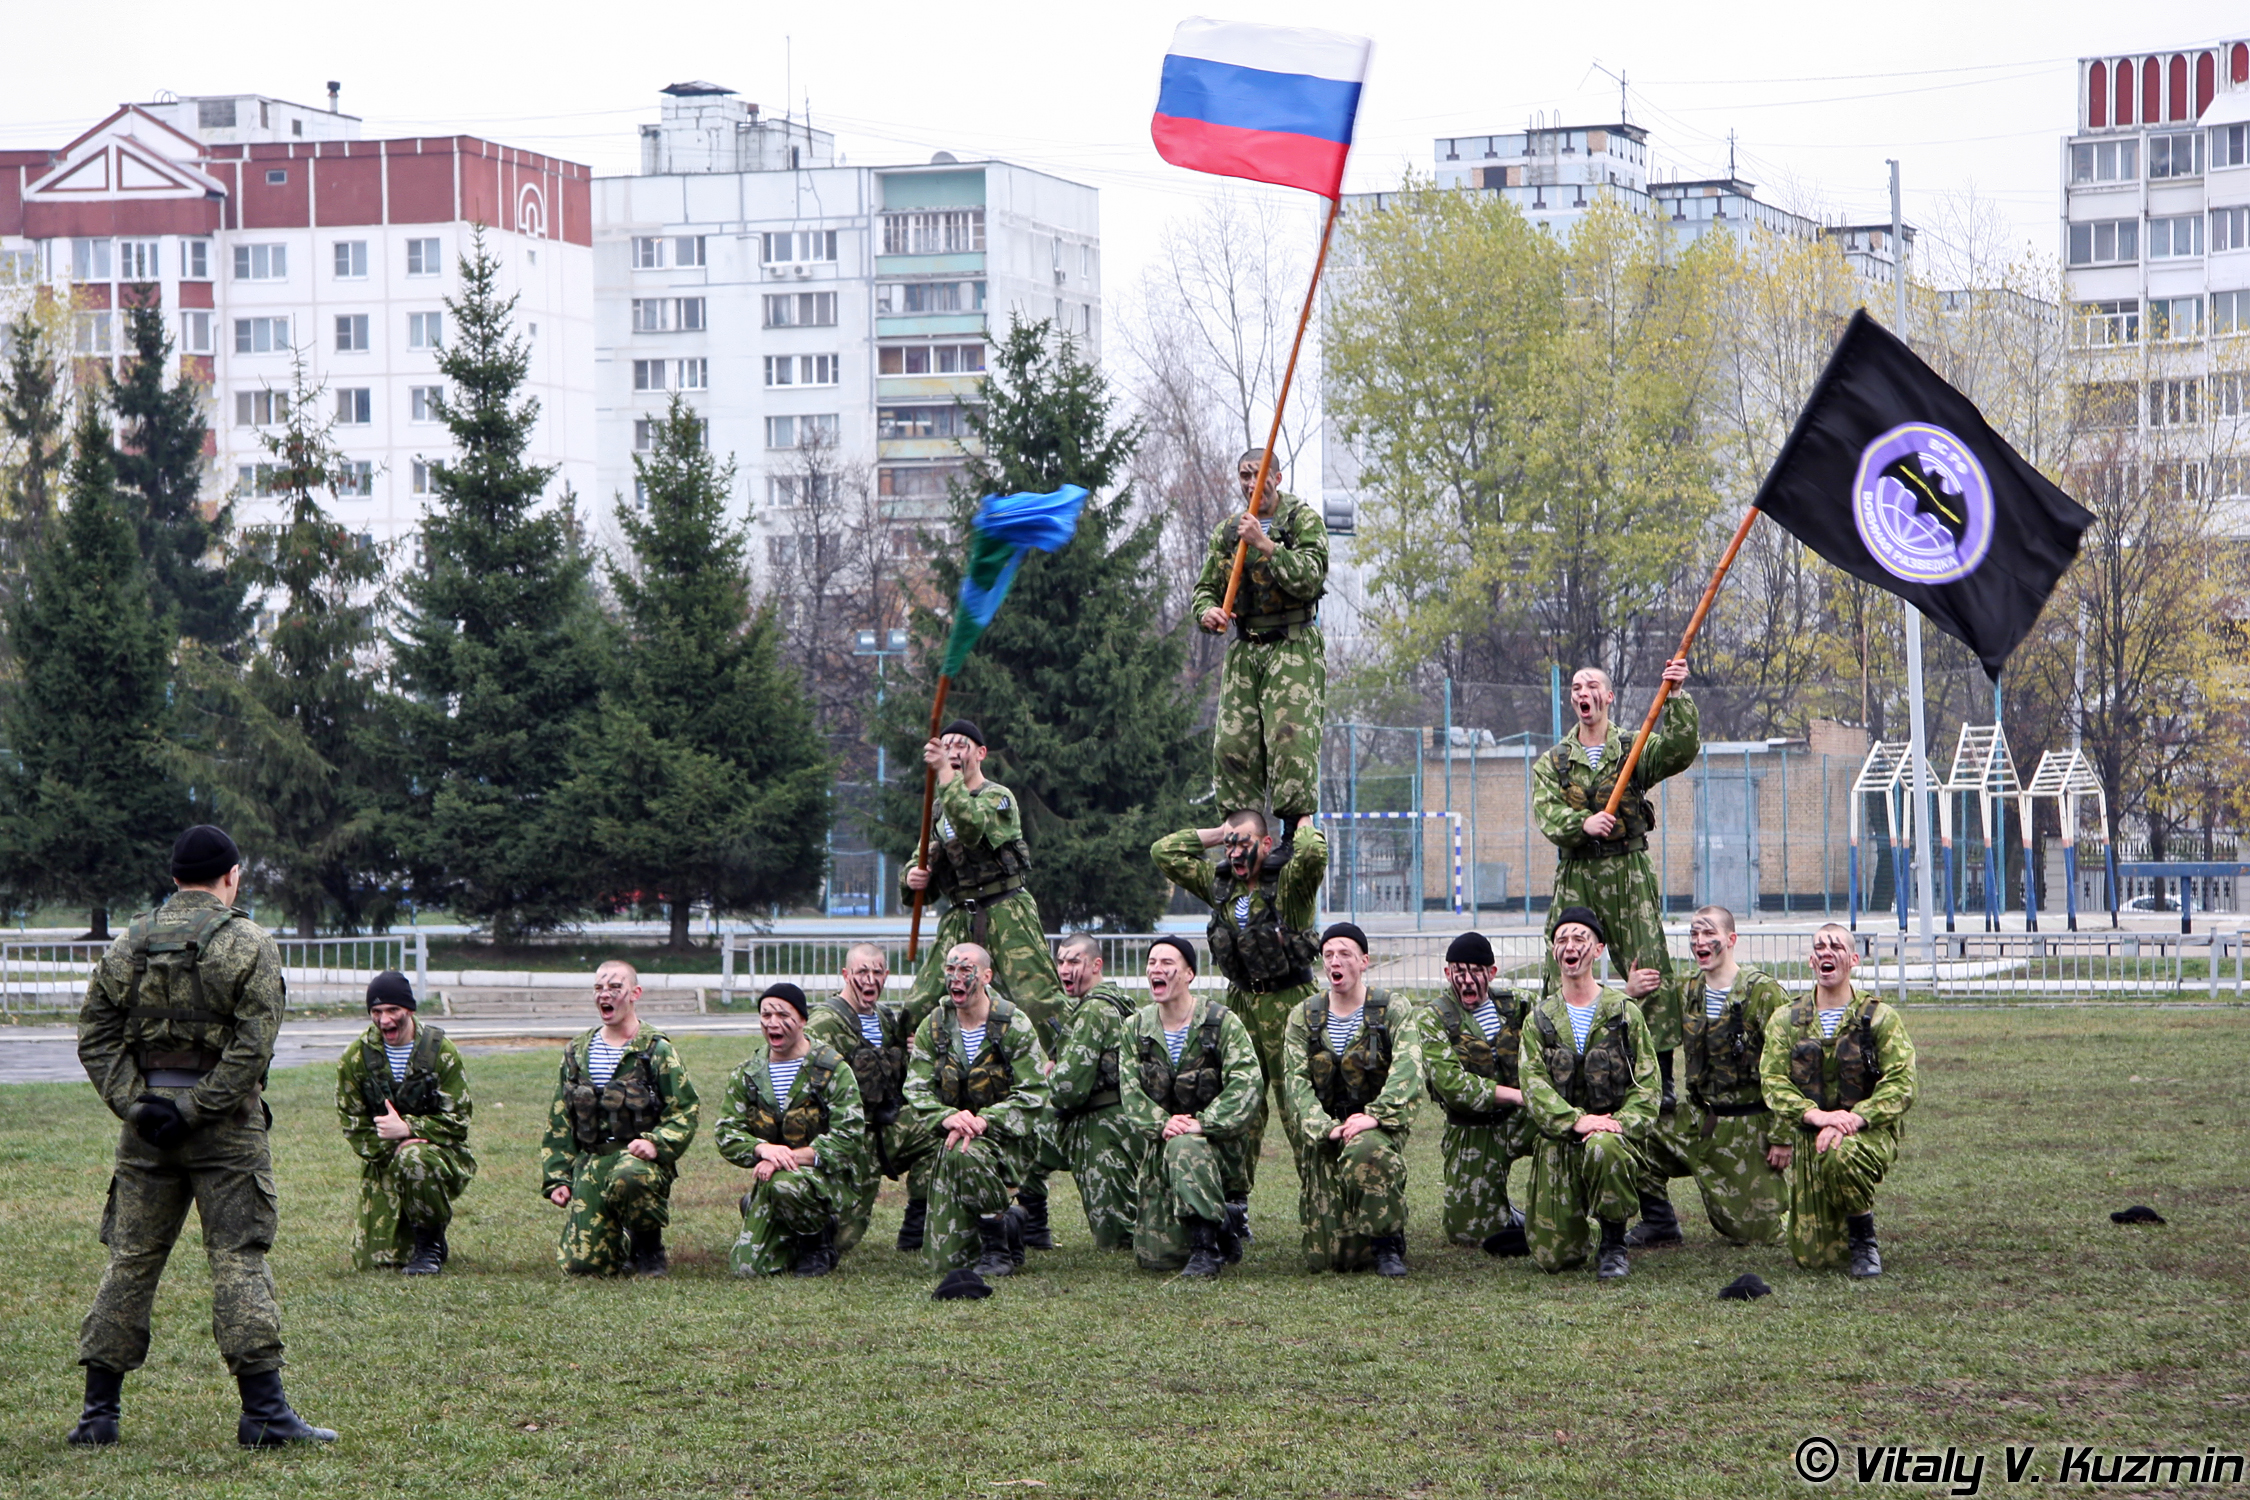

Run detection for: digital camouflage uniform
[[902, 774, 1068, 1051], [1119, 996, 1264, 1271], [1419, 985, 1537, 1245], [1046, 979, 1143, 1251], [76, 891, 290, 1377], [1760, 987, 1917, 1271], [1192, 491, 1328, 821], [805, 994, 936, 1255], [902, 999, 1051, 1272], [539, 1028, 701, 1275], [1281, 991, 1426, 1273], [335, 1019, 476, 1270], [1518, 987, 1660, 1274], [1641, 967, 1792, 1245], [714, 1044, 870, 1275], [1533, 692, 1700, 1051]]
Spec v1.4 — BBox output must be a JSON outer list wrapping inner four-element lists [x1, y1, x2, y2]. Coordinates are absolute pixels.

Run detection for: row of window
[[66, 237, 450, 284], [68, 308, 447, 357], [232, 385, 447, 428], [629, 232, 848, 268], [2077, 290, 2250, 344], [627, 344, 985, 394], [2071, 125, 2250, 185], [2072, 373, 2250, 428], [2067, 209, 2250, 266], [624, 286, 993, 336], [235, 458, 447, 499]]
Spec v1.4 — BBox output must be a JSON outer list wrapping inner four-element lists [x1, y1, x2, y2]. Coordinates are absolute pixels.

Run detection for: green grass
[[1, 1011, 2242, 1498]]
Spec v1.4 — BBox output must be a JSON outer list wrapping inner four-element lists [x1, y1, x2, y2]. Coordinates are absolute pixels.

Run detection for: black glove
[[128, 1094, 189, 1149]]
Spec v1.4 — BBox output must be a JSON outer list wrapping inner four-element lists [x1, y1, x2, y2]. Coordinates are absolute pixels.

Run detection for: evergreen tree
[[880, 318, 1203, 929], [564, 396, 831, 948], [112, 304, 249, 650], [390, 229, 610, 942], [0, 401, 185, 937], [0, 308, 69, 600]]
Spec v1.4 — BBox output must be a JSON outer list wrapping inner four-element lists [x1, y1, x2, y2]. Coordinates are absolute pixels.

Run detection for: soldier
[[1631, 906, 1791, 1249], [540, 960, 701, 1277], [69, 825, 335, 1448], [334, 970, 475, 1275], [1193, 449, 1329, 851], [1518, 907, 1661, 1281], [1120, 937, 1264, 1277], [901, 941, 1052, 1277], [1760, 924, 1918, 1277], [1280, 923, 1425, 1277], [715, 984, 869, 1277], [1420, 931, 1534, 1254], [1044, 933, 1142, 1251], [1533, 659, 1698, 1116], [805, 943, 937, 1255]]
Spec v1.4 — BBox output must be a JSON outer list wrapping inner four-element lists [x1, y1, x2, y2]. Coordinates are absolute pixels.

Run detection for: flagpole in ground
[[1892, 157, 1939, 982]]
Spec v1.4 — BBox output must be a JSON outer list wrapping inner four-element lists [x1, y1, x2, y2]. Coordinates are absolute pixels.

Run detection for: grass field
[[0, 1009, 2242, 1499]]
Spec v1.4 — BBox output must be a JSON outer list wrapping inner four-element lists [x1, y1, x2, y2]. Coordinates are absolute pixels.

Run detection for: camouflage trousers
[[352, 1140, 475, 1270], [555, 1149, 677, 1276], [1542, 852, 1683, 1049], [904, 889, 1067, 1051], [80, 1090, 284, 1376], [1437, 1109, 1535, 1245], [921, 1128, 1036, 1273], [1132, 1130, 1250, 1271], [1297, 1124, 1409, 1272], [839, 1111, 937, 1255], [1229, 977, 1312, 1191], [1214, 626, 1324, 820], [1787, 1124, 1900, 1271], [1641, 1107, 1787, 1246], [1526, 1128, 1643, 1274], [1057, 1106, 1142, 1251], [731, 1160, 856, 1276]]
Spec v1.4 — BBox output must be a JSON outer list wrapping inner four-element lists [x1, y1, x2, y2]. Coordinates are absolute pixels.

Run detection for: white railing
[[1, 932, 419, 1014]]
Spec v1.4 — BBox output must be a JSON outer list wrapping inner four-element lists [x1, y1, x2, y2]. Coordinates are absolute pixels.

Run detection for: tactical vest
[[1208, 863, 1320, 992], [736, 1047, 842, 1149], [1229, 500, 1324, 633], [1302, 990, 1395, 1120], [824, 998, 908, 1129], [357, 1022, 449, 1120], [1785, 998, 1884, 1113], [121, 904, 246, 1068], [929, 999, 1021, 1112], [562, 1035, 666, 1152], [1532, 1002, 1637, 1116], [1549, 739, 1658, 855], [1427, 987, 1526, 1125], [1136, 1004, 1230, 1116], [1681, 978, 1769, 1111], [936, 785, 1032, 903], [1071, 985, 1139, 1115]]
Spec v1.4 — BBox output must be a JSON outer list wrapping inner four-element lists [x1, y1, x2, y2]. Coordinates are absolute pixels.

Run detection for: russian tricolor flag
[[1151, 17, 1371, 200]]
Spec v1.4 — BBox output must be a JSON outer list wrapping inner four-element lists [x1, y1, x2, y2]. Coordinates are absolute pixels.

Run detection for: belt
[[1081, 1088, 1122, 1112], [1444, 1102, 1517, 1129], [1702, 1100, 1770, 1118], [1235, 621, 1312, 645], [1567, 840, 1648, 861], [145, 1068, 210, 1088], [1241, 968, 1315, 995], [947, 882, 1024, 911]]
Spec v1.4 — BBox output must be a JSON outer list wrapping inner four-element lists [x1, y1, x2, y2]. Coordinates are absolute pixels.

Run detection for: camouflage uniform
[[334, 1020, 476, 1270], [1640, 967, 1792, 1245], [902, 999, 1052, 1272], [1118, 996, 1264, 1271], [1518, 987, 1660, 1274], [1419, 985, 1536, 1245], [714, 1044, 870, 1275], [1192, 492, 1329, 820], [1533, 692, 1700, 1051], [539, 1028, 701, 1275], [804, 994, 936, 1254], [76, 891, 290, 1377], [902, 774, 1068, 1050], [1760, 987, 1918, 1271], [1280, 991, 1426, 1272], [1046, 979, 1143, 1251]]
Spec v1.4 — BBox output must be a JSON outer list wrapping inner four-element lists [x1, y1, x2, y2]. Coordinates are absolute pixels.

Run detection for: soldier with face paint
[[1042, 934, 1143, 1251], [715, 984, 869, 1277], [805, 943, 937, 1255], [1418, 931, 1534, 1253]]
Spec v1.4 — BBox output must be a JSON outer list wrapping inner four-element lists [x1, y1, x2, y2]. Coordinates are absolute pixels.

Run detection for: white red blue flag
[[1151, 17, 1371, 200]]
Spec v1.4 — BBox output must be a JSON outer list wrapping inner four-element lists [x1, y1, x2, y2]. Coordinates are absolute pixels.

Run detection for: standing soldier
[[335, 971, 475, 1275], [1194, 449, 1329, 853], [1420, 931, 1534, 1255], [1534, 659, 1698, 1117], [715, 984, 869, 1277], [1043, 933, 1142, 1251], [806, 943, 935, 1255], [541, 960, 701, 1277], [70, 825, 336, 1448], [1760, 925, 1918, 1277]]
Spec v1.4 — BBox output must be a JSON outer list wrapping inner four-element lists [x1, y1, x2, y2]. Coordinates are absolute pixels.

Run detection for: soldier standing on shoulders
[[335, 970, 475, 1275], [1420, 931, 1534, 1255], [715, 984, 869, 1277], [806, 943, 936, 1255], [1043, 933, 1142, 1251]]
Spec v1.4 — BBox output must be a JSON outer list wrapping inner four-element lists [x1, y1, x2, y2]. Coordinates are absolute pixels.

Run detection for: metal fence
[[1, 934, 416, 1015]]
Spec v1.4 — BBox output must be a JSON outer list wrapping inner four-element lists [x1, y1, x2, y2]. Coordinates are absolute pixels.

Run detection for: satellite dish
[[930, 151, 958, 164]]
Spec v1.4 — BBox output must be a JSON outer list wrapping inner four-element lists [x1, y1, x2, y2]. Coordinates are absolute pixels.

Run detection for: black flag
[[1752, 309, 2094, 678]]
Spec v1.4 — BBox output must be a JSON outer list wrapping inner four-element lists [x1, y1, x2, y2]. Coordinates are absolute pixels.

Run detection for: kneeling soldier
[[336, 971, 475, 1274], [806, 944, 936, 1255], [1046, 933, 1143, 1251], [1282, 923, 1425, 1276], [716, 984, 869, 1277], [541, 960, 701, 1276], [1760, 925, 1918, 1277], [1122, 937, 1263, 1276], [1421, 931, 1534, 1252], [1519, 907, 1660, 1280], [902, 942, 1051, 1276]]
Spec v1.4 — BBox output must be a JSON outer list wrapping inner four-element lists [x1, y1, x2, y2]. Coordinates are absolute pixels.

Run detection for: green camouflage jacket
[[901, 775, 1029, 905], [1419, 986, 1529, 1122], [335, 1019, 474, 1163], [713, 1044, 871, 1184], [1680, 965, 1794, 1146], [539, 1027, 701, 1194], [1117, 995, 1265, 1142], [1533, 692, 1699, 858], [1518, 987, 1661, 1141], [1151, 827, 1328, 928], [1189, 491, 1329, 623], [1759, 986, 1917, 1133], [1281, 990, 1426, 1145], [1049, 979, 1137, 1117], [902, 999, 1050, 1142]]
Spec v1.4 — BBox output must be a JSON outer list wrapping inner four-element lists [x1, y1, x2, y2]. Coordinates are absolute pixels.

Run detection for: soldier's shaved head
[[1223, 808, 1269, 837], [1058, 932, 1100, 957], [1572, 667, 1613, 694], [596, 959, 639, 986], [1692, 906, 1737, 935], [844, 942, 886, 967]]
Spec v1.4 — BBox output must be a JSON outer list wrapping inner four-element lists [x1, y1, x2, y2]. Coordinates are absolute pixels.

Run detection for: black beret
[[170, 825, 241, 884], [1445, 931, 1495, 967], [939, 718, 985, 746], [931, 1268, 992, 1300], [1718, 1273, 1772, 1301], [366, 971, 417, 1012], [1551, 905, 1608, 944], [759, 982, 809, 1018], [1146, 935, 1197, 973], [1319, 921, 1369, 954]]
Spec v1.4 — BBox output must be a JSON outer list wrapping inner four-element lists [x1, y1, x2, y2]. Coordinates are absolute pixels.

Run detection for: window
[[335, 388, 371, 424], [2076, 299, 2139, 346], [2067, 219, 2138, 266], [2149, 297, 2202, 341], [674, 235, 706, 267], [336, 460, 373, 497], [876, 281, 986, 315], [235, 464, 281, 498], [199, 98, 237, 129], [632, 358, 708, 391], [408, 312, 443, 350], [232, 243, 287, 280], [760, 292, 835, 327], [2148, 131, 2204, 179], [631, 236, 665, 269], [183, 240, 211, 279], [334, 241, 367, 278], [880, 209, 985, 255], [2216, 289, 2250, 335], [2213, 206, 2250, 253], [762, 229, 838, 263], [234, 389, 288, 426], [117, 240, 158, 280], [2217, 372, 2249, 419], [764, 413, 838, 448], [2149, 214, 2204, 259], [877, 404, 970, 439], [410, 386, 445, 422], [2149, 378, 2202, 427], [634, 418, 656, 452], [2217, 124, 2249, 169], [411, 459, 434, 495], [335, 314, 369, 352], [2070, 381, 2138, 428], [233, 316, 291, 353], [766, 474, 835, 508], [181, 310, 213, 353], [632, 297, 707, 332], [264, 168, 288, 186], [72, 311, 112, 354], [678, 357, 707, 389], [878, 343, 986, 375], [406, 238, 442, 275], [765, 353, 840, 386], [0, 249, 34, 283], [70, 238, 112, 280], [878, 464, 963, 502]]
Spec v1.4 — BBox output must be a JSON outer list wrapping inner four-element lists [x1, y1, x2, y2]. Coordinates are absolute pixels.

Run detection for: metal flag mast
[[1891, 157, 1939, 981]]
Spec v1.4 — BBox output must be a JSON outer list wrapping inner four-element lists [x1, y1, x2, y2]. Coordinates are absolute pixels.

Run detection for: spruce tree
[[0, 401, 185, 937], [390, 229, 610, 942], [0, 308, 69, 602], [880, 318, 1203, 929], [564, 396, 831, 948]]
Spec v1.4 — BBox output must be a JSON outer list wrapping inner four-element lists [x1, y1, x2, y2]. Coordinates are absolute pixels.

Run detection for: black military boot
[[792, 1216, 839, 1278], [1180, 1216, 1225, 1278], [1015, 1190, 1055, 1250], [1656, 1049, 1679, 1118], [235, 1369, 338, 1448], [629, 1226, 668, 1278], [896, 1198, 928, 1252], [1847, 1213, 1883, 1278], [402, 1224, 446, 1276], [1624, 1188, 1684, 1250], [1371, 1235, 1410, 1278], [1596, 1218, 1631, 1280], [1218, 1199, 1251, 1264], [1002, 1205, 1029, 1268], [1481, 1207, 1529, 1258], [972, 1213, 1018, 1277], [1264, 815, 1301, 872], [66, 1365, 123, 1446]]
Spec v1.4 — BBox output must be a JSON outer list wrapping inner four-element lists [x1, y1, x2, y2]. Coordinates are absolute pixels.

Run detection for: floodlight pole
[[1892, 158, 1938, 985]]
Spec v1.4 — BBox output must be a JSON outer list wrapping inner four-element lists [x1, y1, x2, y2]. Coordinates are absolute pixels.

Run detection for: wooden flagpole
[[905, 674, 953, 962]]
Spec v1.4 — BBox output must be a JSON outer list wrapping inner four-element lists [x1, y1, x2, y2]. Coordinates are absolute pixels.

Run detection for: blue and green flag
[[939, 485, 1090, 676]]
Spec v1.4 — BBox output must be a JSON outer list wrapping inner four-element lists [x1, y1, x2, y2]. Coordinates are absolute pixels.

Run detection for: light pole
[[852, 628, 911, 916]]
